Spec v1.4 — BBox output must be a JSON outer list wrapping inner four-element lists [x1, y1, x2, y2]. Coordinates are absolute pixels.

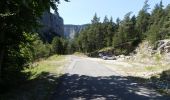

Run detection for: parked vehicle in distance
[[99, 52, 116, 60]]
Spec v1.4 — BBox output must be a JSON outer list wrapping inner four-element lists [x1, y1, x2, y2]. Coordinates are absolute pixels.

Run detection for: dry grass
[[100, 61, 170, 78]]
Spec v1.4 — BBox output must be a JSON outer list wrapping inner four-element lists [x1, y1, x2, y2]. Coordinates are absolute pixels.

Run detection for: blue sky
[[57, 0, 170, 25]]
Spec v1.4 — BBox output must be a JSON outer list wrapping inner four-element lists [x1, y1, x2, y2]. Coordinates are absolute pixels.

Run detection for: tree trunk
[[0, 31, 5, 82], [0, 48, 4, 82]]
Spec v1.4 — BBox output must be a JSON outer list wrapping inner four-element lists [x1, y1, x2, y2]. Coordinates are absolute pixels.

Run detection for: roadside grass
[[25, 55, 66, 79], [73, 52, 87, 57], [0, 55, 67, 100], [103, 61, 170, 78], [144, 65, 163, 71]]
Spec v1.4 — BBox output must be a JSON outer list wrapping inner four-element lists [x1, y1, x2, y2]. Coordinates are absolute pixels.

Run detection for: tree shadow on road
[[52, 74, 170, 100]]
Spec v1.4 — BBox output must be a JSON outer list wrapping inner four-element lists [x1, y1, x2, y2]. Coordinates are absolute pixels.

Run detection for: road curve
[[66, 56, 119, 77], [52, 56, 170, 100]]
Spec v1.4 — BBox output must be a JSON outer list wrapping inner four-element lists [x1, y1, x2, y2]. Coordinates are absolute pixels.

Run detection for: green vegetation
[[145, 66, 160, 71], [73, 52, 86, 57], [51, 37, 68, 55], [71, 1, 170, 56], [99, 47, 114, 52], [25, 55, 65, 79], [154, 53, 162, 62], [0, 55, 66, 100], [0, 0, 69, 94]]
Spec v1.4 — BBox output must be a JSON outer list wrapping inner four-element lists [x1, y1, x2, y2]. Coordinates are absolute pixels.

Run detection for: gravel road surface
[[52, 56, 170, 100]]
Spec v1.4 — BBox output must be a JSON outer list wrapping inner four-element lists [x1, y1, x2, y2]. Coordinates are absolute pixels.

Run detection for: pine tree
[[147, 24, 161, 44], [106, 17, 115, 46], [150, 1, 165, 25], [136, 0, 150, 40], [91, 13, 100, 24], [161, 4, 170, 38], [103, 16, 110, 23], [147, 1, 166, 43]]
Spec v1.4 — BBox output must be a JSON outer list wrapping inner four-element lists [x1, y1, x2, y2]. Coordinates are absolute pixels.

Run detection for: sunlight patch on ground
[[135, 87, 162, 97], [24, 55, 66, 79]]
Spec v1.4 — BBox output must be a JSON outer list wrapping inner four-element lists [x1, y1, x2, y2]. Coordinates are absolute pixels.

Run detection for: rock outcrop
[[64, 24, 88, 39], [156, 39, 170, 53], [129, 40, 170, 65], [39, 11, 64, 42]]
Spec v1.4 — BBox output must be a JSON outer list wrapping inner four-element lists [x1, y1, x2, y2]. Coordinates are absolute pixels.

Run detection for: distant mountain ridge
[[64, 24, 88, 39]]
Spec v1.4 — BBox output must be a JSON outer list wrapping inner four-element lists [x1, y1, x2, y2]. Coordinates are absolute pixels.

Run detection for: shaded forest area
[[0, 0, 69, 93], [71, 0, 170, 56]]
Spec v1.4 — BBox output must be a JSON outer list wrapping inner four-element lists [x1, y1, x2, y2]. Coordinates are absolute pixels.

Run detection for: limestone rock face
[[39, 11, 64, 42], [156, 39, 170, 53], [64, 24, 88, 39]]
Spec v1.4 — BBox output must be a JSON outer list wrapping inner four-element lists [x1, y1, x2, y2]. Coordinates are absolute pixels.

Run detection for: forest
[[0, 0, 69, 93], [71, 1, 170, 56], [0, 0, 170, 95]]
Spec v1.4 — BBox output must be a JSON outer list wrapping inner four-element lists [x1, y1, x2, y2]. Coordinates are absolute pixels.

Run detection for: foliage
[[74, 14, 116, 53], [52, 37, 63, 54], [0, 0, 68, 93], [74, 12, 138, 55], [72, 0, 170, 55], [161, 4, 170, 39], [147, 24, 161, 44], [51, 37, 68, 55], [147, 1, 166, 44], [32, 36, 52, 60], [136, 0, 150, 39]]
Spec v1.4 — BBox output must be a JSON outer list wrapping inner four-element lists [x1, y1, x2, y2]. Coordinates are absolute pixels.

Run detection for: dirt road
[[52, 56, 170, 100]]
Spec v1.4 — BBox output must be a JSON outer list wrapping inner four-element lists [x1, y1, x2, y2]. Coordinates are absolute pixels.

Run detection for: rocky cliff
[[39, 11, 64, 42], [64, 24, 88, 39]]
